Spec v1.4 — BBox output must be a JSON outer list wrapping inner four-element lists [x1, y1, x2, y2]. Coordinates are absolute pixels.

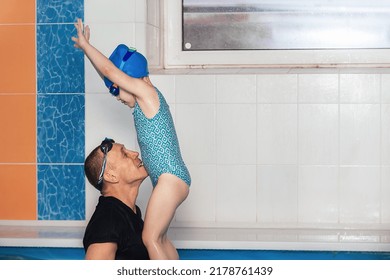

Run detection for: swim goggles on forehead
[[97, 138, 115, 190], [107, 49, 136, 96]]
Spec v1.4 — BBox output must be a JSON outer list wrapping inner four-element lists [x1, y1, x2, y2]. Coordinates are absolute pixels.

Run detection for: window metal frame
[[164, 0, 390, 68]]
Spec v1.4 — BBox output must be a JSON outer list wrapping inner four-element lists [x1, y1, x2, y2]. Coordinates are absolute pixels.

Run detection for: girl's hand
[[71, 18, 90, 50]]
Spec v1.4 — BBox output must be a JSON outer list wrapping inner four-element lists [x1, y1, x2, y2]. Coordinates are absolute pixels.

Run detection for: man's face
[[107, 143, 148, 184]]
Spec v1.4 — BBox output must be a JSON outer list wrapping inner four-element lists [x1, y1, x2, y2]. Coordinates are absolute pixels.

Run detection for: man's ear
[[103, 169, 119, 184]]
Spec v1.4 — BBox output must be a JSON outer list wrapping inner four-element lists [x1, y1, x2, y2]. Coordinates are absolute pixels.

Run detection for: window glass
[[183, 0, 390, 51]]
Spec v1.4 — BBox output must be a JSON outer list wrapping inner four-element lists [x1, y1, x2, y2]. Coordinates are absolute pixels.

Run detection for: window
[[183, 0, 390, 50], [164, 0, 390, 68]]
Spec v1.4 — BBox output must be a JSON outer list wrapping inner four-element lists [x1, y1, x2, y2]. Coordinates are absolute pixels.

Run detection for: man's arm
[[85, 242, 117, 260]]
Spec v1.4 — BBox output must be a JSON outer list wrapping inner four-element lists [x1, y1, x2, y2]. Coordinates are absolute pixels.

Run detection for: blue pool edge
[[1, 247, 390, 260]]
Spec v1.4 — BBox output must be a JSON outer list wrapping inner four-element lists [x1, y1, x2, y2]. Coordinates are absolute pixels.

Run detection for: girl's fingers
[[85, 26, 90, 40]]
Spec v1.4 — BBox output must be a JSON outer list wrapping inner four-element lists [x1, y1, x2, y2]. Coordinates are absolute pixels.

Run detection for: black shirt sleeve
[[83, 203, 123, 251]]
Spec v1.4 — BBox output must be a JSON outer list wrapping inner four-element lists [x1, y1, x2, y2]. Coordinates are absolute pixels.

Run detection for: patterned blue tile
[[37, 94, 85, 163], [37, 0, 84, 24], [37, 24, 84, 94], [38, 165, 85, 220]]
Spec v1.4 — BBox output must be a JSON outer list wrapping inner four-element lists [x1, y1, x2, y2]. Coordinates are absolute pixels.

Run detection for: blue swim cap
[[104, 44, 149, 96]]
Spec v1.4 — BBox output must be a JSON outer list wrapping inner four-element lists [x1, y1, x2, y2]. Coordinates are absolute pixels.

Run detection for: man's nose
[[128, 150, 139, 158]]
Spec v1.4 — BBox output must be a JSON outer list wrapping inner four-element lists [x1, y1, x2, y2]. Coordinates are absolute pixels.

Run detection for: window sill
[[150, 66, 390, 76]]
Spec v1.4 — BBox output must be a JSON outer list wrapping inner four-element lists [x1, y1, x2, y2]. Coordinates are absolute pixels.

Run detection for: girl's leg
[[142, 173, 189, 260]]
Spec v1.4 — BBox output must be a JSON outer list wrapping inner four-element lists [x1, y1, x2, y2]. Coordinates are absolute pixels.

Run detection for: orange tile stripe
[[0, 0, 36, 220]]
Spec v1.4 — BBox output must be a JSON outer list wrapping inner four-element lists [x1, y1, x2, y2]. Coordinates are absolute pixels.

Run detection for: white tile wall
[[298, 166, 339, 224], [382, 166, 390, 223], [176, 75, 216, 103], [340, 105, 381, 165], [217, 75, 256, 103], [339, 167, 381, 224], [85, 0, 137, 23], [216, 104, 256, 164], [257, 165, 298, 223], [298, 104, 339, 165], [340, 74, 380, 103], [257, 74, 297, 103], [175, 164, 217, 223], [383, 105, 390, 165], [217, 165, 257, 223], [85, 1, 390, 232], [175, 104, 216, 164], [382, 75, 390, 103], [257, 104, 298, 164], [298, 74, 338, 103]]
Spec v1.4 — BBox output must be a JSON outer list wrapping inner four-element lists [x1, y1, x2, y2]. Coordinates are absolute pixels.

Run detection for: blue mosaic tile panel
[[37, 24, 84, 94], [37, 94, 85, 163], [37, 0, 84, 24], [38, 164, 85, 220]]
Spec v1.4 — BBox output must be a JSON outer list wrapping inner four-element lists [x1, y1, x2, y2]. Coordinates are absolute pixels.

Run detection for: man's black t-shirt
[[83, 196, 149, 260]]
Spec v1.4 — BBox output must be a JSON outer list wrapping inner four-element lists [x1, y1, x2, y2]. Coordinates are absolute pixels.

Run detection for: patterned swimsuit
[[133, 88, 191, 187]]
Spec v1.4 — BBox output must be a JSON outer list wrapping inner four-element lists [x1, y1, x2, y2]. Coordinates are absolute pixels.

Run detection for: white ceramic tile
[[216, 165, 257, 223], [382, 166, 390, 223], [135, 23, 147, 54], [149, 75, 175, 103], [175, 164, 217, 223], [84, 23, 136, 94], [168, 103, 176, 124], [136, 178, 153, 216], [175, 104, 216, 164], [340, 74, 380, 103], [216, 104, 256, 164], [382, 74, 390, 103], [299, 105, 339, 165], [86, 23, 136, 57], [298, 74, 339, 103], [257, 105, 298, 164], [85, 184, 101, 221], [298, 166, 339, 223], [137, 0, 148, 23], [383, 105, 390, 165], [175, 75, 216, 104], [339, 167, 381, 224], [340, 105, 381, 165], [257, 74, 298, 103], [257, 165, 298, 223], [85, 0, 136, 23], [85, 93, 137, 154], [85, 61, 106, 94], [216, 75, 256, 103]]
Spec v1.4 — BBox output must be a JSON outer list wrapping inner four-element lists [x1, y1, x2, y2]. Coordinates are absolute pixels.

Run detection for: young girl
[[72, 19, 191, 259]]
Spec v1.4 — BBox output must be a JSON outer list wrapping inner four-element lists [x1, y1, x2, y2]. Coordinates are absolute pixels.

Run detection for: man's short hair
[[84, 146, 103, 192]]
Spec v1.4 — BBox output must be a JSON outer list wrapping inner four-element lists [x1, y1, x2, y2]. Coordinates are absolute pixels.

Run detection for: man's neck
[[103, 184, 139, 213]]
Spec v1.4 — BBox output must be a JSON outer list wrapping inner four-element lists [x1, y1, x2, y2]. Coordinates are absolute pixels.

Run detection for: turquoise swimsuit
[[133, 88, 191, 187]]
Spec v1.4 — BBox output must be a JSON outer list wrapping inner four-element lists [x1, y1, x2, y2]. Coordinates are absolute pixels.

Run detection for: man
[[83, 138, 149, 260]]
